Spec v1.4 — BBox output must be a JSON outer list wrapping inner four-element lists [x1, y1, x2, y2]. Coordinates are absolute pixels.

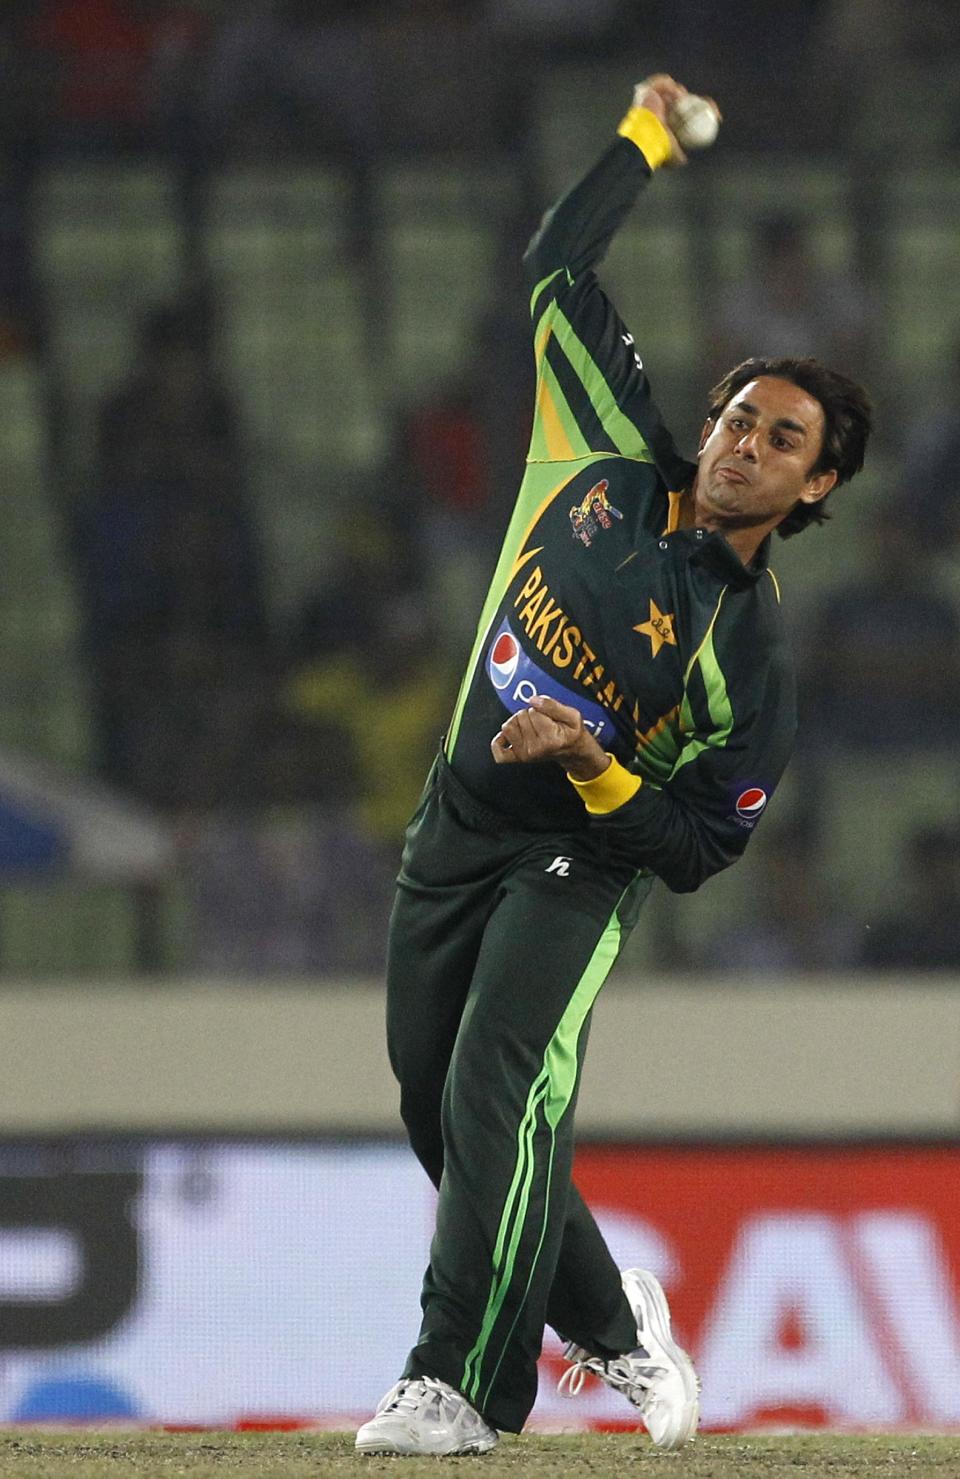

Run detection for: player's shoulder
[[717, 563, 793, 667]]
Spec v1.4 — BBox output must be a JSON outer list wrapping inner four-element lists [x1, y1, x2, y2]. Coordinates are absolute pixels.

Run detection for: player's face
[[694, 376, 838, 533]]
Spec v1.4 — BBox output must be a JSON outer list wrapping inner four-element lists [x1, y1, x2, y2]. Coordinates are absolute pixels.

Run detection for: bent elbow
[[660, 844, 738, 895]]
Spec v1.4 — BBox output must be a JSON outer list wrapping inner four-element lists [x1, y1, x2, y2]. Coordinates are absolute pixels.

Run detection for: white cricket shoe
[[558, 1267, 699, 1450], [355, 1375, 499, 1456]]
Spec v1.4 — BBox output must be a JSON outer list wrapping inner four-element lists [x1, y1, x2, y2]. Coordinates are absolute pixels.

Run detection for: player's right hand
[[633, 74, 689, 166], [490, 695, 611, 781]]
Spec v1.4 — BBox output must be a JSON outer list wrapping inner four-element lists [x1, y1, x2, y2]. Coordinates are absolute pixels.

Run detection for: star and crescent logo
[[634, 599, 677, 658]]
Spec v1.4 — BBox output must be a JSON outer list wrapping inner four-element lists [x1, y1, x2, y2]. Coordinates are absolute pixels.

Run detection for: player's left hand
[[490, 695, 611, 781]]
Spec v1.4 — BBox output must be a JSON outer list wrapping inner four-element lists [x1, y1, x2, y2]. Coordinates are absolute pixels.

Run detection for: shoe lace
[[384, 1377, 449, 1418], [558, 1351, 665, 1403]]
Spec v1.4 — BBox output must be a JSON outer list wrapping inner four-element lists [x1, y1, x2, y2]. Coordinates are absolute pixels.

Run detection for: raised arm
[[521, 78, 692, 473]]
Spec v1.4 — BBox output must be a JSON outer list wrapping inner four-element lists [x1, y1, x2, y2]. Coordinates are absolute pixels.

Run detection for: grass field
[[1, 1432, 959, 1478]]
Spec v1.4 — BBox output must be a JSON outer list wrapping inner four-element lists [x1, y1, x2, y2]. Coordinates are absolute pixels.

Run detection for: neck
[[684, 487, 775, 568]]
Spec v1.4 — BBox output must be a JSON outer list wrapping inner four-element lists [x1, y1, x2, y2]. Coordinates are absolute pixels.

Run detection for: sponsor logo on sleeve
[[731, 785, 768, 829], [486, 618, 615, 746]]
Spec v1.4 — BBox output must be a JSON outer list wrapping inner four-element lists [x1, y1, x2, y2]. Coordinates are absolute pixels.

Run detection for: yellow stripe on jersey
[[663, 489, 685, 534], [534, 367, 579, 461]]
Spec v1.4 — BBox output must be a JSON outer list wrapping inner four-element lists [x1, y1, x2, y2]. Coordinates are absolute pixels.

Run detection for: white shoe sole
[[355, 1432, 498, 1456], [624, 1267, 700, 1449]]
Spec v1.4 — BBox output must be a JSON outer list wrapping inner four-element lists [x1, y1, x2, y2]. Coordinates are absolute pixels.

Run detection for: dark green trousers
[[386, 754, 650, 1432]]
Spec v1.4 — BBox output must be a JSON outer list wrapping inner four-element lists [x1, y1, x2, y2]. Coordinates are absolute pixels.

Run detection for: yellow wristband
[[568, 756, 642, 815], [617, 106, 673, 171]]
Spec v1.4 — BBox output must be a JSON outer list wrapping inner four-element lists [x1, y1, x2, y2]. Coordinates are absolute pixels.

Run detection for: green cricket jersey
[[443, 121, 797, 893]]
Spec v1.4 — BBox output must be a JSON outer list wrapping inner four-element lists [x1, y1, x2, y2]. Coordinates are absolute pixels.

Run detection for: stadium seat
[[208, 163, 373, 446], [379, 160, 519, 402], [207, 165, 387, 611], [709, 160, 859, 281], [817, 749, 960, 916], [763, 449, 893, 636], [0, 882, 135, 975], [883, 168, 960, 396], [534, 62, 646, 197], [0, 363, 90, 770], [603, 214, 700, 415], [384, 216, 497, 398]]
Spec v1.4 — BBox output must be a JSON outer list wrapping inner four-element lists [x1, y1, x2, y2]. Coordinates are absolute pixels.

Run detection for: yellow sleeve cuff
[[568, 756, 642, 815], [616, 107, 673, 170]]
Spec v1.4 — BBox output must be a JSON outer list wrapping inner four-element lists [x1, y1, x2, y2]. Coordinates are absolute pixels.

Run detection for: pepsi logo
[[489, 631, 520, 690], [735, 787, 767, 821]]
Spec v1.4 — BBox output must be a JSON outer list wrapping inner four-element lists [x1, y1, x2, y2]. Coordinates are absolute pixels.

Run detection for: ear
[[799, 467, 838, 506], [697, 417, 716, 456]]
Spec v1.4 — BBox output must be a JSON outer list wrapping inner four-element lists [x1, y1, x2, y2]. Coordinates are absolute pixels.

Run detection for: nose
[[734, 428, 760, 461]]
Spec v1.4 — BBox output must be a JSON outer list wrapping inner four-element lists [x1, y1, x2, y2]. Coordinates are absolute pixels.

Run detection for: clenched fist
[[490, 694, 611, 782]]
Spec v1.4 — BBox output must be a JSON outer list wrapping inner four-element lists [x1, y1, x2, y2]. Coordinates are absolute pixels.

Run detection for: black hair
[[706, 356, 873, 538]]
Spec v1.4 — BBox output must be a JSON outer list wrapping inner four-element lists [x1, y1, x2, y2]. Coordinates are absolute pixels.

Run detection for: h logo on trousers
[[545, 856, 572, 876]]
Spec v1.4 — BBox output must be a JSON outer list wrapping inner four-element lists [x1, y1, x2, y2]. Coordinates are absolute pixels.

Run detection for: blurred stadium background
[[1, 0, 959, 1435]]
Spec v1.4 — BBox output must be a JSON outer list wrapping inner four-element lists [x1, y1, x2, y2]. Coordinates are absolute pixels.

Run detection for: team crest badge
[[634, 599, 677, 658], [570, 479, 623, 547]]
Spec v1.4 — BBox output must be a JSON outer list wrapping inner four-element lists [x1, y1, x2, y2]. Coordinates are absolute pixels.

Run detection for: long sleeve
[[521, 127, 690, 486]]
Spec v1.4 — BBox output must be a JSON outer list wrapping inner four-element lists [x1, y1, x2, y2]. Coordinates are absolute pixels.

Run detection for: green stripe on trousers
[[461, 897, 625, 1404]]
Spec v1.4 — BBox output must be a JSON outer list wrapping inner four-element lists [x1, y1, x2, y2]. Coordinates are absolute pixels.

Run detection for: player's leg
[[403, 853, 642, 1433], [390, 868, 638, 1349], [547, 1180, 640, 1350], [386, 879, 483, 1187], [385, 757, 517, 1187]]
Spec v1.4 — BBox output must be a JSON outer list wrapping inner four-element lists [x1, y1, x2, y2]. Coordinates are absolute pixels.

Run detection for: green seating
[[818, 749, 960, 915], [709, 160, 858, 280], [0, 882, 136, 975], [210, 167, 381, 465], [884, 168, 960, 392]]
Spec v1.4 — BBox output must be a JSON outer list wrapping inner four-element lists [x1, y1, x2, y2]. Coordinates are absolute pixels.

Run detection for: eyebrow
[[732, 399, 809, 436]]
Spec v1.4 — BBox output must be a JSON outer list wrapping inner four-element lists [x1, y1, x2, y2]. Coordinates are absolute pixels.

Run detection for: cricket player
[[356, 73, 872, 1456]]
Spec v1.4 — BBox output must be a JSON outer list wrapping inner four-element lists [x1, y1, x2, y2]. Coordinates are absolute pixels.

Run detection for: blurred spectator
[[203, 0, 381, 163], [28, 0, 206, 155], [393, 227, 535, 656], [711, 213, 872, 383], [394, 382, 503, 656], [472, 223, 538, 542], [0, 4, 43, 355], [696, 825, 861, 973], [375, 1, 517, 157], [488, 0, 625, 48], [0, 170, 39, 360], [201, 0, 384, 281], [808, 0, 960, 144], [800, 508, 960, 751], [282, 500, 456, 849], [892, 333, 960, 557], [0, 5, 44, 162], [184, 807, 395, 975], [206, 0, 509, 162], [76, 294, 270, 809], [861, 825, 960, 970]]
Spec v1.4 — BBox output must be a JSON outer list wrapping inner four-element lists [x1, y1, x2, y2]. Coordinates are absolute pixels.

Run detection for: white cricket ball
[[667, 93, 720, 150]]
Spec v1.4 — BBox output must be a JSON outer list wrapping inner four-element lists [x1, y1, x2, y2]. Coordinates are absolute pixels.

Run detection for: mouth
[[716, 465, 750, 487]]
